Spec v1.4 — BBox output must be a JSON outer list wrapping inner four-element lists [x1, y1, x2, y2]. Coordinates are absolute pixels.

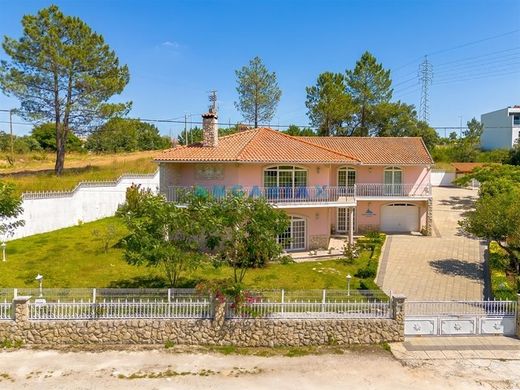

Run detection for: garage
[[380, 203, 419, 232]]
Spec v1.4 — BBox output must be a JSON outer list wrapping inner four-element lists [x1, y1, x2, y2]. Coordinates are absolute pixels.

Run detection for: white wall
[[481, 108, 513, 150], [430, 170, 455, 187], [9, 171, 159, 240]]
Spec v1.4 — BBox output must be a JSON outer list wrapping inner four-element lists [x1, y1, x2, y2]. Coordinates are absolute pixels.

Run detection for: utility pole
[[418, 55, 433, 123], [184, 113, 188, 146], [0, 109, 15, 163]]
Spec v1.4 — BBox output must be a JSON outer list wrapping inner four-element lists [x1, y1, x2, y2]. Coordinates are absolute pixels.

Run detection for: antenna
[[208, 90, 217, 114], [418, 55, 433, 122]]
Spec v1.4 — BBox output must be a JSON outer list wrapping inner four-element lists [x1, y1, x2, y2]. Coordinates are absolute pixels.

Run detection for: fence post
[[12, 295, 31, 323], [322, 289, 326, 312], [168, 288, 171, 303], [281, 289, 285, 315], [13, 288, 17, 299], [92, 288, 96, 303], [391, 294, 406, 340]]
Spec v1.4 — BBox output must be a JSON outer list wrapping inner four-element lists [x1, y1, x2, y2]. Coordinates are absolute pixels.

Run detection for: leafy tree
[[463, 117, 484, 144], [0, 5, 130, 175], [283, 125, 316, 136], [177, 126, 241, 145], [117, 185, 204, 287], [235, 56, 281, 128], [508, 141, 520, 165], [200, 195, 289, 284], [459, 185, 520, 272], [32, 123, 83, 152], [0, 132, 41, 154], [371, 102, 439, 150], [345, 51, 393, 136], [0, 182, 24, 238], [305, 72, 354, 136], [86, 118, 170, 153]]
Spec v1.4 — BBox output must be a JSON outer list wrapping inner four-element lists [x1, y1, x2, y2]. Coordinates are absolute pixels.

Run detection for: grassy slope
[[1, 153, 158, 194], [488, 241, 517, 300], [0, 217, 383, 291]]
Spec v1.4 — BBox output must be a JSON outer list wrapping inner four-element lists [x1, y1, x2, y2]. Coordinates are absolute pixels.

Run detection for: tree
[[457, 165, 520, 271], [371, 102, 439, 150], [200, 195, 289, 284], [86, 118, 170, 153], [0, 5, 130, 175], [32, 123, 83, 152], [463, 117, 484, 144], [345, 51, 393, 136], [305, 72, 355, 136], [508, 141, 520, 166], [177, 126, 241, 145], [117, 185, 204, 287], [235, 56, 281, 128], [0, 182, 24, 238], [459, 185, 520, 272], [283, 125, 316, 136]]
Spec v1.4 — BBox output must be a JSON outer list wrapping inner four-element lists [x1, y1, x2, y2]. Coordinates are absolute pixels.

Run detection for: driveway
[[376, 187, 485, 300]]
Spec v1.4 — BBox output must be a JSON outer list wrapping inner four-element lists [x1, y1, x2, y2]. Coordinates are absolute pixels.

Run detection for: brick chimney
[[202, 109, 218, 147]]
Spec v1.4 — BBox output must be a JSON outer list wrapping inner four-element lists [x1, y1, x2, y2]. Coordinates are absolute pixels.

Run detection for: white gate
[[405, 300, 517, 336]]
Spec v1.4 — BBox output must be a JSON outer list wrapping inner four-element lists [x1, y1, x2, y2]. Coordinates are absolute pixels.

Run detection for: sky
[[0, 0, 519, 138]]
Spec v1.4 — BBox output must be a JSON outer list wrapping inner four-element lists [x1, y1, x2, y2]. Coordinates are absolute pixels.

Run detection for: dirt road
[[0, 349, 518, 389]]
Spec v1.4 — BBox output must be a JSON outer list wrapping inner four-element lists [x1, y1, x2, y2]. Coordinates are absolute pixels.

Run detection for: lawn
[[1, 151, 158, 194], [0, 217, 384, 292]]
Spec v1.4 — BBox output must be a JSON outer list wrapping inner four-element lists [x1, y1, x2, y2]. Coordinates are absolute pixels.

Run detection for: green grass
[[0, 217, 384, 291], [488, 242, 518, 301], [3, 157, 157, 194]]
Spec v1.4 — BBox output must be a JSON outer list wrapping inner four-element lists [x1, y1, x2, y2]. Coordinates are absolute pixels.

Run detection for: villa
[[155, 109, 433, 252]]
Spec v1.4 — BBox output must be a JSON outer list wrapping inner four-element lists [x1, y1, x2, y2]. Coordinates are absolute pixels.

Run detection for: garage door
[[380, 203, 419, 232]]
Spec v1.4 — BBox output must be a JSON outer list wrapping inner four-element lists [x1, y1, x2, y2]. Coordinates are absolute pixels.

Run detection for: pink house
[[155, 110, 433, 251]]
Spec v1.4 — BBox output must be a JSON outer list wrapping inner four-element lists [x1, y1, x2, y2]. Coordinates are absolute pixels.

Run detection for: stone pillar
[[391, 294, 406, 340], [425, 198, 433, 236], [202, 110, 218, 147], [212, 298, 226, 329], [12, 296, 31, 323]]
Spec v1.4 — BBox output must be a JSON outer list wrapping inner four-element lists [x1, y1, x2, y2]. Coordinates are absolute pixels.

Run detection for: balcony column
[[348, 207, 354, 245]]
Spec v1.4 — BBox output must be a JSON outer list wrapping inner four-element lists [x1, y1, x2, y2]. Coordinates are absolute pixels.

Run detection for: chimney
[[202, 108, 218, 147]]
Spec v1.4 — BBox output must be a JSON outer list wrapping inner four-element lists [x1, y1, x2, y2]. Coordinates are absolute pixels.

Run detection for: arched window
[[278, 215, 306, 251], [338, 166, 356, 187], [264, 166, 307, 188], [384, 167, 403, 195], [384, 166, 402, 185]]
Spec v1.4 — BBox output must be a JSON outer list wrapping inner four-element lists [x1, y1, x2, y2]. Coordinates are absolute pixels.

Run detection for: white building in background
[[480, 106, 520, 150]]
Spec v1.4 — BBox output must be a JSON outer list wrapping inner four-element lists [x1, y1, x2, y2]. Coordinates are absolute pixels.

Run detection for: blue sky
[[0, 0, 519, 138]]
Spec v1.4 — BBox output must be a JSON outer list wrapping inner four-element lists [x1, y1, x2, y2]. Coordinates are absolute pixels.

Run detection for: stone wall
[[0, 296, 405, 347]]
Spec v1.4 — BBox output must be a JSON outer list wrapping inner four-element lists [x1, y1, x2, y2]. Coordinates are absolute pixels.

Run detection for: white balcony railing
[[166, 185, 355, 205], [355, 183, 432, 197], [166, 183, 432, 205]]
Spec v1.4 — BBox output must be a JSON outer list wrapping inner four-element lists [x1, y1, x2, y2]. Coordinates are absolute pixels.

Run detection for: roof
[[155, 128, 434, 165], [451, 162, 496, 173], [155, 128, 360, 164]]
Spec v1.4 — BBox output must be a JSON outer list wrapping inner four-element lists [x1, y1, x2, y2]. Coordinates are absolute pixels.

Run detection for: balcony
[[165, 183, 432, 207], [356, 184, 432, 198], [166, 185, 356, 207]]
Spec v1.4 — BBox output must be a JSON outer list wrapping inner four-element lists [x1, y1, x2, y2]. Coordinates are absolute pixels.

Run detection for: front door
[[337, 208, 356, 234]]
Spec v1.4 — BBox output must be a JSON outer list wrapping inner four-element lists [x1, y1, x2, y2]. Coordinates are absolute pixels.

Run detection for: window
[[263, 166, 308, 188], [384, 167, 403, 195], [514, 115, 520, 126], [338, 167, 356, 187], [337, 208, 356, 234], [279, 216, 306, 251]]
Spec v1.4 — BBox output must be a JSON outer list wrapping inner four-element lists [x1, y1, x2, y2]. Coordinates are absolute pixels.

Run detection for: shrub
[[354, 260, 377, 279]]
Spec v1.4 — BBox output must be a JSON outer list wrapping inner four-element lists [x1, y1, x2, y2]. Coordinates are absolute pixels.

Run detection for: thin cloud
[[161, 41, 181, 49]]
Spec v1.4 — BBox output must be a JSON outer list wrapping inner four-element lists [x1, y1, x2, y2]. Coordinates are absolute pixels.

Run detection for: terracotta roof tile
[[155, 128, 433, 165]]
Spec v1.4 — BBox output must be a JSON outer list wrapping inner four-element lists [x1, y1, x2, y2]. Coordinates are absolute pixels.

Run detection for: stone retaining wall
[[0, 296, 405, 347]]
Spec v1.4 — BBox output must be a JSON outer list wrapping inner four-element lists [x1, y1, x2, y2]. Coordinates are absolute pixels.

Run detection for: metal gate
[[405, 300, 517, 336]]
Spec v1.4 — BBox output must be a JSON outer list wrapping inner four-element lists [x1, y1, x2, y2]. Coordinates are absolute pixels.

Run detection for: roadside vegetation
[[1, 153, 157, 194], [458, 164, 520, 298], [0, 216, 384, 292]]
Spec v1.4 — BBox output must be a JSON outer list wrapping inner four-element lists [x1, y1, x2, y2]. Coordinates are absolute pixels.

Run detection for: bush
[[488, 242, 516, 300], [86, 117, 170, 153], [477, 149, 510, 163], [31, 123, 83, 152], [355, 260, 377, 279]]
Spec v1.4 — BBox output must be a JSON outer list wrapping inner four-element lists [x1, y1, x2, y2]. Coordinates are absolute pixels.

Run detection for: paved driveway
[[376, 187, 485, 300]]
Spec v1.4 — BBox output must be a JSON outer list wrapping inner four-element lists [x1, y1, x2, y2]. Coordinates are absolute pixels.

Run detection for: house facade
[[481, 106, 520, 150], [155, 110, 433, 251]]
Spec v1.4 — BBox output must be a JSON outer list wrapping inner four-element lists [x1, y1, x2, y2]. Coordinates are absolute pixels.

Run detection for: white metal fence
[[405, 300, 516, 316], [0, 301, 11, 320], [29, 299, 213, 320], [226, 300, 391, 319]]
